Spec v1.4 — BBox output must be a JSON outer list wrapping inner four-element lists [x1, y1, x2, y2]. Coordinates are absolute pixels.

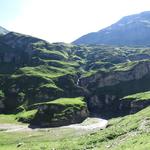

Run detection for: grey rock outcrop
[[1, 32, 42, 50], [31, 103, 89, 127], [80, 61, 150, 116], [120, 99, 150, 114], [80, 61, 150, 89]]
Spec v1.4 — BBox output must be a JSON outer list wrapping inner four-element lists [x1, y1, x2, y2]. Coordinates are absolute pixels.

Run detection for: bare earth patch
[[0, 117, 108, 132], [62, 117, 108, 130]]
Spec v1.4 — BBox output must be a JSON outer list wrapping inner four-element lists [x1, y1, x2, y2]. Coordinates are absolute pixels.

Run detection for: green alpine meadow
[[1, 9, 150, 150]]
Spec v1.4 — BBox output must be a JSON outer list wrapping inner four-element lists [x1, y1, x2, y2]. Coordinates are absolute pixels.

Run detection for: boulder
[[30, 97, 89, 127], [120, 91, 150, 114]]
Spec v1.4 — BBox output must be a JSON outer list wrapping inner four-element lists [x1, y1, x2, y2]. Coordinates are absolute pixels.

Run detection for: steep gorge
[[0, 31, 150, 126], [79, 61, 150, 117]]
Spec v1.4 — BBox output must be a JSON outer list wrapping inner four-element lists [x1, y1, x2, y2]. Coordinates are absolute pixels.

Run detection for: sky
[[1, 0, 150, 43]]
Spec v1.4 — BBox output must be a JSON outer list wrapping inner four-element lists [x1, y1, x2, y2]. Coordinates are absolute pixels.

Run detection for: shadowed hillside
[[73, 11, 150, 46]]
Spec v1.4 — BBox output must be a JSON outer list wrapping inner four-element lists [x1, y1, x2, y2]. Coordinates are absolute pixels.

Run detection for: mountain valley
[[1, 11, 150, 150]]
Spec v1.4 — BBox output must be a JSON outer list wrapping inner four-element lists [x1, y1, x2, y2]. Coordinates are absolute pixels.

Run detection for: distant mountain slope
[[0, 26, 9, 35], [73, 11, 150, 46]]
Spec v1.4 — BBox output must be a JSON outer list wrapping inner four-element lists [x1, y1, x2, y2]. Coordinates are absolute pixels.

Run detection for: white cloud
[[5, 0, 150, 43]]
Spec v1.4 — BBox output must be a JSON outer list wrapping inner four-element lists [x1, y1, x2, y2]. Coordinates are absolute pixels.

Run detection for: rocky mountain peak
[[73, 11, 150, 46], [0, 26, 9, 35], [1, 32, 44, 49]]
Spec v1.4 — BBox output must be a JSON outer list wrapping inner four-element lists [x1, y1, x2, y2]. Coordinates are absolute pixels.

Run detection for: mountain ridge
[[73, 11, 150, 46], [0, 26, 9, 35]]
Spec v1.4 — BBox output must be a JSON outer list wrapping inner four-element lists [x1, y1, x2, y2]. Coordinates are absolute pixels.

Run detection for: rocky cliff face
[[79, 61, 150, 117], [120, 91, 150, 114], [18, 97, 89, 127], [31, 103, 89, 127], [0, 32, 70, 67], [0, 29, 150, 125], [1, 32, 42, 50], [120, 99, 150, 114], [0, 31, 90, 126], [0, 32, 45, 65], [80, 61, 150, 89]]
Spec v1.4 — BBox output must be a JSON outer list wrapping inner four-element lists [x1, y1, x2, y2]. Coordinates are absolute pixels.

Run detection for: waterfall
[[77, 78, 80, 85]]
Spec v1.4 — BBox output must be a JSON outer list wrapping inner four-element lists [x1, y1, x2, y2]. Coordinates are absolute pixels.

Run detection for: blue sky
[[1, 0, 150, 43], [0, 0, 23, 25]]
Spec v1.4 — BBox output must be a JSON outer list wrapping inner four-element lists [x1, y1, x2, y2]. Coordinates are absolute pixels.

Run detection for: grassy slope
[[33, 97, 86, 106], [0, 106, 150, 149], [0, 97, 87, 125], [122, 91, 150, 101], [0, 39, 82, 111], [1, 34, 150, 149], [50, 106, 150, 150], [0, 114, 18, 124], [0, 110, 37, 124], [29, 97, 88, 126], [1, 38, 150, 111]]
